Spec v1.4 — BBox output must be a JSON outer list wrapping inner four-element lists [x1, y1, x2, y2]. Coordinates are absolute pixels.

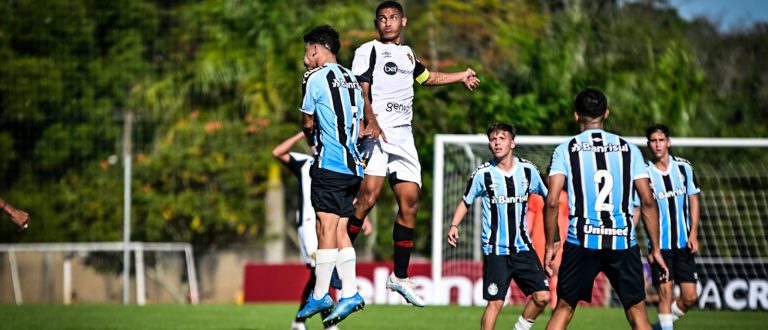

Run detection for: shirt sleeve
[[530, 167, 549, 198], [548, 144, 567, 177], [414, 60, 429, 85], [286, 153, 309, 177], [462, 172, 485, 205], [631, 145, 650, 180], [300, 73, 318, 115], [684, 163, 701, 195], [352, 44, 374, 83]]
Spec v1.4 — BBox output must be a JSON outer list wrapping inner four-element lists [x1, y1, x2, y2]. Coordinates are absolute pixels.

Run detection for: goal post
[[432, 134, 768, 310], [0, 242, 199, 305]]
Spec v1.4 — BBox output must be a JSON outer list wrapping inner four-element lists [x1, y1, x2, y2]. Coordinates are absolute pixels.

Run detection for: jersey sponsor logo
[[654, 188, 685, 200], [583, 224, 629, 236], [385, 101, 412, 113], [570, 142, 629, 153], [491, 194, 529, 204], [331, 78, 361, 90], [382, 51, 393, 58], [383, 61, 413, 75]]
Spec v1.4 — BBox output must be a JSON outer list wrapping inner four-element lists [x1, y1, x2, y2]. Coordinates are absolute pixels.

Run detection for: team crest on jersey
[[407, 53, 414, 64], [382, 51, 392, 58], [487, 282, 499, 296]]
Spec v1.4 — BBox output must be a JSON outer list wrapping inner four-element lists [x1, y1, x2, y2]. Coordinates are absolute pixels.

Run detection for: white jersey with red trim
[[351, 40, 429, 129]]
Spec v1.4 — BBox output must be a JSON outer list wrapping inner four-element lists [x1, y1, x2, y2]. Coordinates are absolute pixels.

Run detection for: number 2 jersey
[[463, 157, 548, 255], [549, 129, 649, 250], [351, 40, 429, 129]]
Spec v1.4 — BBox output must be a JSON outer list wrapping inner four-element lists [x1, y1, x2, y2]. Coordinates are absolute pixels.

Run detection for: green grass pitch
[[0, 303, 765, 329]]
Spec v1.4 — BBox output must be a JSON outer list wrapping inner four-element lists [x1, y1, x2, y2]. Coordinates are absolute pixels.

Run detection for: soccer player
[[641, 124, 700, 330], [543, 88, 669, 330], [294, 25, 366, 327], [1, 197, 30, 231], [447, 123, 550, 330], [347, 0, 481, 307]]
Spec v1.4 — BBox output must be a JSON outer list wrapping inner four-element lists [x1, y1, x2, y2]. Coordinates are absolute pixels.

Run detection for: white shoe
[[291, 321, 307, 330], [386, 273, 426, 307], [325, 325, 340, 330]]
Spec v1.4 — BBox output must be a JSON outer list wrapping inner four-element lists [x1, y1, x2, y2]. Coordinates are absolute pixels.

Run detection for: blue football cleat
[[322, 292, 365, 326], [330, 268, 342, 290], [296, 292, 334, 320]]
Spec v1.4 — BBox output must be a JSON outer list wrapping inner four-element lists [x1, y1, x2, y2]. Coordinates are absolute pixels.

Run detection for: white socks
[[513, 316, 534, 330], [658, 313, 674, 330], [671, 300, 686, 322], [313, 249, 338, 299], [336, 247, 358, 298]]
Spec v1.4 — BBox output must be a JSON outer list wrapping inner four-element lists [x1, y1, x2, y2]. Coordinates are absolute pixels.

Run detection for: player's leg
[[386, 180, 425, 306], [671, 248, 698, 323], [348, 174, 385, 242], [511, 251, 551, 329], [481, 254, 513, 330], [547, 243, 600, 330], [296, 211, 338, 319], [348, 137, 388, 243], [650, 249, 675, 330], [481, 300, 504, 330], [323, 176, 365, 326], [603, 245, 651, 330]]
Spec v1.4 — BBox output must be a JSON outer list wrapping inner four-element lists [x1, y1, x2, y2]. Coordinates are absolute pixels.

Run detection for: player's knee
[[681, 291, 698, 308], [532, 291, 550, 307], [486, 299, 504, 311], [357, 191, 379, 211]]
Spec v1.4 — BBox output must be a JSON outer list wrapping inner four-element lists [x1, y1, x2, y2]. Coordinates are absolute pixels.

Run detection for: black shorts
[[558, 243, 645, 308], [651, 248, 698, 286], [310, 166, 362, 218], [483, 251, 549, 301]]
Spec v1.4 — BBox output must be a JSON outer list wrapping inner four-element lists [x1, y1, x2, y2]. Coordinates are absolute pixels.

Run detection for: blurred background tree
[[0, 0, 765, 262]]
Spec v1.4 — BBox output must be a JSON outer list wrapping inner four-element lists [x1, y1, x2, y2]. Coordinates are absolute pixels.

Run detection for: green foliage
[[0, 1, 766, 265]]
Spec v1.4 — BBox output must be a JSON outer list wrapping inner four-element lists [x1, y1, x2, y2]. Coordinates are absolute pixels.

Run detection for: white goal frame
[[0, 242, 199, 305], [431, 134, 768, 305]]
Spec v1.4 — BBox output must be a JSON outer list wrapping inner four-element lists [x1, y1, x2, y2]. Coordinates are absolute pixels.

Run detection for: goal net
[[432, 134, 768, 311], [0, 242, 199, 305]]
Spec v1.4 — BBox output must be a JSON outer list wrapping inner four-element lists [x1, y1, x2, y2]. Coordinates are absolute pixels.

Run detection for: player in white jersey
[[346, 1, 481, 307]]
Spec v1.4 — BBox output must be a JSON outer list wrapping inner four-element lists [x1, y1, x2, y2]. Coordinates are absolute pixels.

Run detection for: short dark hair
[[645, 123, 670, 140], [574, 88, 608, 119], [376, 1, 404, 17], [303, 25, 340, 55], [486, 122, 516, 139]]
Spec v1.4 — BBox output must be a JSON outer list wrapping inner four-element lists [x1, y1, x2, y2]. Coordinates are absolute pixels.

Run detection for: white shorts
[[296, 211, 317, 267], [360, 125, 422, 187]]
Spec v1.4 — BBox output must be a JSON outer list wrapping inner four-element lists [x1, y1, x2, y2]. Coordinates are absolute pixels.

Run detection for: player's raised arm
[[272, 132, 305, 164], [1, 198, 30, 231], [422, 68, 480, 91], [636, 177, 669, 281]]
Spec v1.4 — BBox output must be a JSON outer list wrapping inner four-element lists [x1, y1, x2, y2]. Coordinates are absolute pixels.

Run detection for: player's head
[[303, 25, 340, 70], [486, 122, 516, 160], [646, 123, 671, 160], [374, 1, 407, 43], [573, 88, 609, 124]]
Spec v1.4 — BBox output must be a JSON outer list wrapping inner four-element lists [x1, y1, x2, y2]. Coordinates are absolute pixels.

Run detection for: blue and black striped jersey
[[646, 155, 701, 250], [463, 157, 548, 255], [301, 63, 364, 177], [549, 129, 649, 250]]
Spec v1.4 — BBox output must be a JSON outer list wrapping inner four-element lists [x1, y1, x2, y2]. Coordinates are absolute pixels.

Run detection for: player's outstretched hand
[[461, 68, 480, 91], [8, 206, 30, 232], [447, 225, 460, 248], [650, 249, 670, 283], [544, 245, 555, 277], [687, 236, 699, 254]]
